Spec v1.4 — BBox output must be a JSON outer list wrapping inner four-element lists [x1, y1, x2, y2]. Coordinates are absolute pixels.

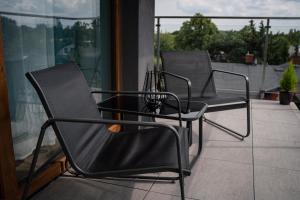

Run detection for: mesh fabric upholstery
[[26, 63, 190, 176], [26, 63, 109, 172], [161, 50, 216, 98]]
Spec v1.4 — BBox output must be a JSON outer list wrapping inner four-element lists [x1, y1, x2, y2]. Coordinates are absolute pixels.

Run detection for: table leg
[[186, 121, 192, 146], [120, 113, 124, 130], [189, 116, 203, 169]]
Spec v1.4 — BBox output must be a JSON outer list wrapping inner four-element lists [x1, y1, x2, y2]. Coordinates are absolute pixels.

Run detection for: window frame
[[0, 0, 122, 198]]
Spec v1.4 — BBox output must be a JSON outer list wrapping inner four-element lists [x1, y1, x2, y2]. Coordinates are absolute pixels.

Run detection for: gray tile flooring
[[32, 100, 300, 200]]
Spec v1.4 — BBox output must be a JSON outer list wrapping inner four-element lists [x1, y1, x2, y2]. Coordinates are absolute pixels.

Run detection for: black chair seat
[[88, 127, 190, 176], [161, 50, 250, 139], [23, 63, 189, 200]]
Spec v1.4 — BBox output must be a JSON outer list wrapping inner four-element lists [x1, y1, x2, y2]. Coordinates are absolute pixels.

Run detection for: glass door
[[0, 0, 111, 181]]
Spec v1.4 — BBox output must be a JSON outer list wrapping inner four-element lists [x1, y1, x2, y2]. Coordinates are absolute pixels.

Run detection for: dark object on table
[[161, 50, 250, 140], [22, 63, 189, 200], [143, 69, 166, 111]]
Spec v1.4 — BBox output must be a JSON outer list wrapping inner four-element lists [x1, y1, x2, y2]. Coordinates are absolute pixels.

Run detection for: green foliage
[[174, 13, 218, 50], [160, 33, 175, 50], [256, 21, 266, 60], [170, 16, 293, 65], [154, 33, 176, 51], [239, 20, 259, 54], [237, 20, 268, 63], [209, 30, 246, 63], [288, 29, 300, 56], [280, 62, 298, 92], [268, 33, 289, 65]]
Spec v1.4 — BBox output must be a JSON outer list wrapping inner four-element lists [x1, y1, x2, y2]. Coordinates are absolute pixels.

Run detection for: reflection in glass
[[1, 0, 111, 180], [0, 0, 99, 18]]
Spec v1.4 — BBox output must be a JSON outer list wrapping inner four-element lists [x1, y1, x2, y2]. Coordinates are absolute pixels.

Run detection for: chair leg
[[190, 117, 203, 169], [174, 133, 186, 200], [179, 172, 185, 200], [203, 102, 251, 140], [186, 121, 193, 146], [197, 116, 203, 156], [21, 129, 46, 200], [246, 100, 251, 137]]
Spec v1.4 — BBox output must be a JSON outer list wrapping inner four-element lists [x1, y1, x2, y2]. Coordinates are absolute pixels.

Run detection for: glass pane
[[0, 0, 99, 18], [0, 0, 111, 181]]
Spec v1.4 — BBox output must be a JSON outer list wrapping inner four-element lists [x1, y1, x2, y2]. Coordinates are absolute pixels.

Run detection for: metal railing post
[[260, 18, 271, 95], [155, 17, 161, 70]]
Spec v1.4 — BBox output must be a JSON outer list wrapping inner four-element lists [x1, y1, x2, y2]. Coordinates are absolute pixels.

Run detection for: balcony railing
[[154, 15, 300, 100]]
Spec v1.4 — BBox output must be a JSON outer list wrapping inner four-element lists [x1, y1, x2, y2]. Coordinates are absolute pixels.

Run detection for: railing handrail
[[155, 16, 300, 20]]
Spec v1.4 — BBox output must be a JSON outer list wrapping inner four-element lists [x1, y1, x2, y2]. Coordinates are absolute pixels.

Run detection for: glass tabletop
[[98, 95, 207, 121]]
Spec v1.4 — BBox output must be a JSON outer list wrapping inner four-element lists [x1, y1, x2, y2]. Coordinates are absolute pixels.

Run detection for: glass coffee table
[[96, 93, 207, 168]]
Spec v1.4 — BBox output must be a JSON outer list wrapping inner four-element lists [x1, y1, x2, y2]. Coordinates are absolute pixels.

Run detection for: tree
[[209, 30, 247, 63], [256, 20, 266, 61], [154, 32, 175, 53], [268, 33, 289, 65], [174, 13, 218, 50], [239, 20, 259, 54], [235, 20, 268, 63], [287, 29, 300, 56]]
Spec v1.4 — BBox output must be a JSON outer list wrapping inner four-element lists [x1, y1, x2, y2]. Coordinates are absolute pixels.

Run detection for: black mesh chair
[[161, 50, 250, 140], [22, 63, 189, 200]]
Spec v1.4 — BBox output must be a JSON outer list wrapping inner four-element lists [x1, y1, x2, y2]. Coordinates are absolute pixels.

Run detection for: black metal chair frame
[[93, 90, 207, 168], [22, 117, 186, 200], [160, 52, 250, 140], [22, 65, 188, 200], [92, 90, 183, 126]]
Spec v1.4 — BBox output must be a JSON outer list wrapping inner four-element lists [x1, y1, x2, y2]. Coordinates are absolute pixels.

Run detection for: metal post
[[155, 17, 161, 71], [260, 18, 271, 95]]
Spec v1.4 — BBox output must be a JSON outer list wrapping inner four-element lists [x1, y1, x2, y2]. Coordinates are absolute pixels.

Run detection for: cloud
[[14, 0, 40, 12], [52, 0, 99, 17], [0, 0, 99, 18], [156, 0, 300, 17], [156, 0, 300, 32], [155, 0, 186, 16]]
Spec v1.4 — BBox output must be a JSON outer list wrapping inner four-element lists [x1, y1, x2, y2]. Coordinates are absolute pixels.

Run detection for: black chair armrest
[[160, 71, 192, 112], [161, 71, 192, 86], [42, 117, 181, 143], [91, 90, 183, 126], [212, 69, 249, 80], [211, 69, 249, 100]]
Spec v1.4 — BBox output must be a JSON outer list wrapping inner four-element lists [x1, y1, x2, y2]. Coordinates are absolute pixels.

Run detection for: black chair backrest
[[26, 63, 110, 171], [161, 51, 217, 98]]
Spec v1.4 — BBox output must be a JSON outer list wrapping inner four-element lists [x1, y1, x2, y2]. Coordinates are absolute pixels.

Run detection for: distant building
[[288, 45, 300, 57], [57, 44, 75, 57]]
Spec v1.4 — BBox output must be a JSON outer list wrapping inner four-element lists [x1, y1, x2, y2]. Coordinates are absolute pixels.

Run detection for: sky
[[0, 0, 99, 17], [155, 0, 300, 33], [0, 0, 299, 32], [0, 0, 99, 27]]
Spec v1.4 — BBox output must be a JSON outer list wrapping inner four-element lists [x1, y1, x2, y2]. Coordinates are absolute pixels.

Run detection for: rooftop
[[212, 62, 300, 96], [212, 62, 280, 96], [31, 99, 300, 200]]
